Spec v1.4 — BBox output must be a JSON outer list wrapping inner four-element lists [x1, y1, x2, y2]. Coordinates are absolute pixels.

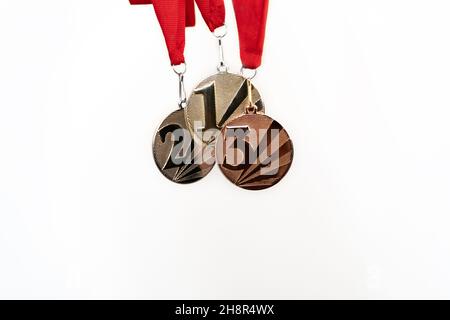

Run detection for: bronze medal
[[216, 81, 294, 190], [185, 72, 265, 144], [216, 113, 294, 190], [153, 109, 215, 184]]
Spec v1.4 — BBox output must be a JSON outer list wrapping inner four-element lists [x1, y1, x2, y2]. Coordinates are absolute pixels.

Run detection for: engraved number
[[194, 80, 249, 130]]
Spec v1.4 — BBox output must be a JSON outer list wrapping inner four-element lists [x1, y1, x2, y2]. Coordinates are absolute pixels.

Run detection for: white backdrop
[[1, 1, 450, 299]]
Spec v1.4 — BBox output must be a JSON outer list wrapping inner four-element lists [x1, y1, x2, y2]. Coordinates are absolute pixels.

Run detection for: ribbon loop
[[195, 0, 226, 32], [130, 0, 196, 27], [153, 0, 186, 65], [232, 0, 269, 69], [130, 0, 193, 65]]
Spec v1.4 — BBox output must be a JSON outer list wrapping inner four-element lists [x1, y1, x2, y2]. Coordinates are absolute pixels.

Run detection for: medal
[[153, 108, 215, 184], [130, 0, 215, 184], [216, 0, 294, 190], [216, 80, 294, 190]]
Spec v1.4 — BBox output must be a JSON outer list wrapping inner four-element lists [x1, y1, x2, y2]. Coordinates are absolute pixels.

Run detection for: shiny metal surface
[[185, 72, 265, 144], [216, 113, 294, 190], [153, 109, 215, 184]]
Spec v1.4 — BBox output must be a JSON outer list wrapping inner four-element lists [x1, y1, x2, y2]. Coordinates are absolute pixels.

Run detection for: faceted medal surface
[[153, 109, 215, 184], [216, 113, 294, 190], [185, 72, 265, 144]]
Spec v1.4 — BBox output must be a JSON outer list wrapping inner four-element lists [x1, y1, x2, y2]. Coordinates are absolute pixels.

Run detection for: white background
[[1, 0, 450, 299]]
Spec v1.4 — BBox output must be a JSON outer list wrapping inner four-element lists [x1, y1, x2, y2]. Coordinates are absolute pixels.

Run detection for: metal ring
[[172, 62, 186, 75], [217, 63, 228, 73], [213, 25, 228, 39], [240, 67, 257, 80]]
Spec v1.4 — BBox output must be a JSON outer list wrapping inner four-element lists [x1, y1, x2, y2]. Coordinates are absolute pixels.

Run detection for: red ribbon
[[232, 0, 269, 69], [195, 0, 225, 32], [186, 0, 196, 27], [130, 0, 189, 65], [130, 0, 196, 27]]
